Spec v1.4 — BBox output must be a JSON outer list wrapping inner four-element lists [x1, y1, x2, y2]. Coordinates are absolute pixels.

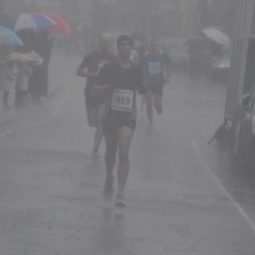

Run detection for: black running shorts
[[104, 112, 136, 136], [84, 87, 106, 111], [146, 83, 164, 97]]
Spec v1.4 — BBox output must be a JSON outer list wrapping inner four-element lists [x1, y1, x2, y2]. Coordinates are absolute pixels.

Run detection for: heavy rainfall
[[0, 0, 254, 254]]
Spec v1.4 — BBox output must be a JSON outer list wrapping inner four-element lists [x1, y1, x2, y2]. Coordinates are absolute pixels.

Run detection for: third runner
[[143, 38, 171, 131]]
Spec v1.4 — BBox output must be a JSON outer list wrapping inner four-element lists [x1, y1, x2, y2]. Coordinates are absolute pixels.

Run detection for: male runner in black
[[77, 34, 114, 157], [92, 35, 146, 207]]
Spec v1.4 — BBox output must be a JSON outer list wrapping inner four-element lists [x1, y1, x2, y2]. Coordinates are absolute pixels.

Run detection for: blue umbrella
[[0, 26, 23, 46], [5, 13, 56, 31]]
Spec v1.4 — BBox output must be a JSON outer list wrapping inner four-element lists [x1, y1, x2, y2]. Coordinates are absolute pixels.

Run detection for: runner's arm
[[164, 53, 171, 83], [136, 66, 146, 95], [76, 67, 98, 78], [91, 64, 111, 95], [76, 54, 98, 78], [165, 63, 171, 77]]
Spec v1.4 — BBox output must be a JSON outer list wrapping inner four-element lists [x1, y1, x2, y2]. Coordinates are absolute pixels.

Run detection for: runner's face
[[118, 40, 132, 59], [100, 36, 111, 52], [150, 40, 159, 53]]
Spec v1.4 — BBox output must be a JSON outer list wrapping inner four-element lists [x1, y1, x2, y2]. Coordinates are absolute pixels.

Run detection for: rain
[[0, 0, 255, 254]]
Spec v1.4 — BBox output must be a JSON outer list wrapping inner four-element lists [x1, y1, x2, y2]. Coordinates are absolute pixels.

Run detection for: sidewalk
[[0, 51, 65, 125]]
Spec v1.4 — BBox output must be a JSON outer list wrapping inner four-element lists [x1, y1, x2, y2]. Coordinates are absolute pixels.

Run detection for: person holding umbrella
[[15, 61, 32, 108], [1, 61, 16, 110], [28, 10, 70, 102], [4, 12, 56, 106], [0, 26, 23, 109], [29, 29, 54, 103]]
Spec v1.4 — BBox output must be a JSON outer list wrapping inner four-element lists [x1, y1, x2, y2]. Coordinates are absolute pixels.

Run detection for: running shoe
[[115, 195, 126, 208], [103, 174, 114, 201]]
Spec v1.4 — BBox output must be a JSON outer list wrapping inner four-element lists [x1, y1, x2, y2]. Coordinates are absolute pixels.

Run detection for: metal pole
[[0, 0, 6, 26]]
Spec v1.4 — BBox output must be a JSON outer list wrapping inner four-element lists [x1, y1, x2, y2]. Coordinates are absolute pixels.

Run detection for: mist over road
[[0, 52, 254, 255]]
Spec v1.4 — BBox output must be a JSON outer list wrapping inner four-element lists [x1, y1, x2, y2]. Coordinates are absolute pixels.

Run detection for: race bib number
[[149, 62, 161, 75], [111, 89, 133, 112]]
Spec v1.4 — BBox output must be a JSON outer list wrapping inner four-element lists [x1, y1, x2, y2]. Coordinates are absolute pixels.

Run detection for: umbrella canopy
[[0, 26, 23, 46], [5, 13, 56, 31], [2, 51, 42, 65], [202, 27, 231, 47], [34, 10, 71, 35]]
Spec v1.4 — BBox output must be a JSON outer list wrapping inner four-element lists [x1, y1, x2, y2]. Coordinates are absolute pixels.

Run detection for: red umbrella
[[34, 10, 71, 35]]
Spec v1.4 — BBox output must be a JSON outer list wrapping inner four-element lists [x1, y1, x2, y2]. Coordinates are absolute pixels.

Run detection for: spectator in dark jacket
[[29, 30, 54, 103]]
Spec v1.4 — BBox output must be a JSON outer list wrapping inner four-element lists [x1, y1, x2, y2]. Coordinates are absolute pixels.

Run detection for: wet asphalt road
[[0, 52, 255, 255]]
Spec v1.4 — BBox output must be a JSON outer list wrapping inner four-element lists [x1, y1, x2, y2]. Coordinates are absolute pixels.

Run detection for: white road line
[[191, 139, 255, 234]]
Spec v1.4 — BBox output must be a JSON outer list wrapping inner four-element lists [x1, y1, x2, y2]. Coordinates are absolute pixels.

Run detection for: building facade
[[4, 0, 92, 28], [3, 0, 236, 40], [225, 0, 255, 121]]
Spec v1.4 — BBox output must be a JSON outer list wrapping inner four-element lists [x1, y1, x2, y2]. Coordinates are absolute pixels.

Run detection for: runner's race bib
[[149, 62, 161, 75], [111, 89, 133, 112]]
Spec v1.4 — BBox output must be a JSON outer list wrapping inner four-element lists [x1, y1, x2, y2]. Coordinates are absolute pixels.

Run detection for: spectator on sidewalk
[[0, 61, 16, 110], [29, 30, 54, 103], [15, 62, 32, 108], [16, 29, 35, 54]]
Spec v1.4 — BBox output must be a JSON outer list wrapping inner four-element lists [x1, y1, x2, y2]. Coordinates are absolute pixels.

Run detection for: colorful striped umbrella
[[5, 13, 56, 31]]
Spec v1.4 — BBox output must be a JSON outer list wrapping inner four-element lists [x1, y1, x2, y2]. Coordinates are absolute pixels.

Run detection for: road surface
[[0, 52, 254, 255]]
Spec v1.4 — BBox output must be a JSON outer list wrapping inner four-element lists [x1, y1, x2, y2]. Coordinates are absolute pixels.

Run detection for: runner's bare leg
[[154, 94, 163, 115], [93, 104, 106, 152], [117, 126, 134, 196], [146, 90, 154, 128], [140, 95, 146, 112], [105, 135, 118, 176], [86, 105, 97, 128]]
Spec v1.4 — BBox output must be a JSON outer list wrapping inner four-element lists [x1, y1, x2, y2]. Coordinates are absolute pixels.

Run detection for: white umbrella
[[202, 28, 231, 48]]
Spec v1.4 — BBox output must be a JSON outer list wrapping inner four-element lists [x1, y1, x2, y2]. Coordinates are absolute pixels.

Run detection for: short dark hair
[[117, 34, 133, 48]]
